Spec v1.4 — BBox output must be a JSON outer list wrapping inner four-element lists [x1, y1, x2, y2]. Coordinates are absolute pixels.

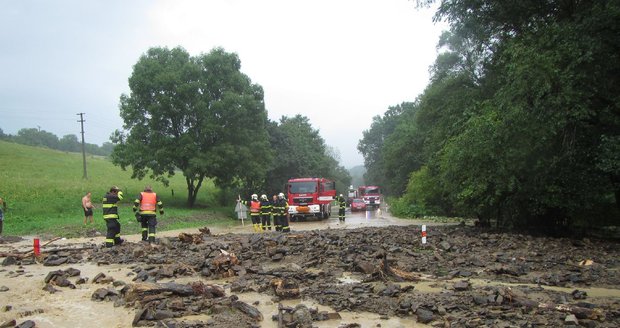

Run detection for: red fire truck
[[287, 177, 336, 221], [358, 185, 383, 209]]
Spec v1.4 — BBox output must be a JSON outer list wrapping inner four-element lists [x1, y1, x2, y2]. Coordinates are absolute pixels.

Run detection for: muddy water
[[2, 253, 619, 327], [0, 207, 425, 327], [3, 210, 617, 327], [151, 274, 426, 328], [0, 262, 135, 327], [0, 259, 427, 328], [338, 272, 620, 298]]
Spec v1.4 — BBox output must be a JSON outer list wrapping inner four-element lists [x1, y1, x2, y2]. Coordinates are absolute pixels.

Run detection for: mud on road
[[1, 210, 619, 328]]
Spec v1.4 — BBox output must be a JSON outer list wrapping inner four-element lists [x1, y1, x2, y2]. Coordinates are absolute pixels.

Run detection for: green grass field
[[0, 140, 241, 238]]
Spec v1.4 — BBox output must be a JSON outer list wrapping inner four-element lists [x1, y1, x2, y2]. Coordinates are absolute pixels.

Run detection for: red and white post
[[421, 225, 427, 245]]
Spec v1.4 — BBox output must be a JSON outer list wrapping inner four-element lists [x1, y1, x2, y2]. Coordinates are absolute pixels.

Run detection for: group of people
[[85, 185, 164, 248], [239, 192, 290, 233]]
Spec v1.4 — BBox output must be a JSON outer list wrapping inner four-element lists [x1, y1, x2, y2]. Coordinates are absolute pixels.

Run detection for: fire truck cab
[[358, 185, 383, 209], [287, 177, 335, 221]]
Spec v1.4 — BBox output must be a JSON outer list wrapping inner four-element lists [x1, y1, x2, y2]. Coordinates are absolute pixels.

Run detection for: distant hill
[[348, 165, 366, 188]]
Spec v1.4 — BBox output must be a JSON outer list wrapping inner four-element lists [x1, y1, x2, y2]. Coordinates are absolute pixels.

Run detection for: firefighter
[[260, 194, 272, 230], [336, 194, 346, 222], [239, 194, 262, 232], [273, 192, 290, 232], [133, 185, 164, 243], [102, 186, 124, 247]]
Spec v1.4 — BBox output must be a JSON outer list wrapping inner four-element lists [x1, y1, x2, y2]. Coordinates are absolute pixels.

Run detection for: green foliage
[[357, 103, 414, 195], [0, 140, 230, 237], [112, 46, 272, 207], [387, 197, 428, 218], [0, 127, 112, 156], [364, 0, 620, 231], [263, 115, 351, 196]]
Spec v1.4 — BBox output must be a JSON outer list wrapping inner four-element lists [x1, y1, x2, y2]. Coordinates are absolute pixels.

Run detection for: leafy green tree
[[15, 128, 59, 149], [112, 46, 272, 207], [378, 0, 620, 231], [59, 134, 80, 152], [99, 142, 115, 156], [264, 115, 350, 196], [358, 103, 413, 195]]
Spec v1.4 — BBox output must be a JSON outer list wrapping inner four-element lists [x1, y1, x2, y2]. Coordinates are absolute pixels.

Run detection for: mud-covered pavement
[[1, 209, 619, 328]]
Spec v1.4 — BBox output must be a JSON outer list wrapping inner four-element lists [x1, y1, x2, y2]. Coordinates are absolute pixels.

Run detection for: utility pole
[[77, 113, 88, 179]]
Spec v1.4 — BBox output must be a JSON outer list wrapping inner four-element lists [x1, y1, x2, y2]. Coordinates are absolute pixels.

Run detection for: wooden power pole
[[77, 112, 88, 179]]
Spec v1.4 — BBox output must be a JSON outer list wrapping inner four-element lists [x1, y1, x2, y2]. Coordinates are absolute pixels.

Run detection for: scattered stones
[[0, 320, 16, 328], [15, 320, 35, 328], [3, 225, 619, 327], [1, 256, 17, 266]]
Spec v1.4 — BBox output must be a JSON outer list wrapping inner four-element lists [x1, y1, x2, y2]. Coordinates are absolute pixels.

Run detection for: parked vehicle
[[287, 177, 336, 221], [350, 198, 367, 211], [358, 185, 383, 209]]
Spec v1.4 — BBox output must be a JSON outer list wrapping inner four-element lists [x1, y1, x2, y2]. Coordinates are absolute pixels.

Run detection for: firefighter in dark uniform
[[133, 185, 164, 243], [260, 194, 272, 230], [336, 194, 346, 222], [239, 194, 262, 232], [102, 186, 124, 247], [273, 192, 290, 232]]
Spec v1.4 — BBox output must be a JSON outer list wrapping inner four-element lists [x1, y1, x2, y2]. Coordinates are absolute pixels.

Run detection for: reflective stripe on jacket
[[272, 199, 289, 215], [260, 200, 272, 215], [102, 192, 123, 220]]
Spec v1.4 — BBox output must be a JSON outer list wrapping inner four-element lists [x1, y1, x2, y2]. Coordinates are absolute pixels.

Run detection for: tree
[[111, 47, 272, 207], [264, 115, 351, 196], [358, 103, 412, 195], [59, 134, 80, 152], [15, 128, 59, 149]]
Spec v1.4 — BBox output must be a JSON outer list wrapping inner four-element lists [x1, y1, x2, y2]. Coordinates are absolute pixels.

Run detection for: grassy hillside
[[0, 140, 238, 237]]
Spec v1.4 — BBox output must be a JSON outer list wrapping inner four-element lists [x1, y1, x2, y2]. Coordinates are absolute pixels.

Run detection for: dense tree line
[[0, 127, 114, 156], [359, 0, 619, 231], [112, 47, 350, 207]]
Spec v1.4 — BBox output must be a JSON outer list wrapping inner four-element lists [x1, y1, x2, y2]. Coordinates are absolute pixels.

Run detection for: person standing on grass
[[0, 197, 6, 235], [133, 185, 164, 243], [82, 192, 95, 225], [102, 186, 124, 247]]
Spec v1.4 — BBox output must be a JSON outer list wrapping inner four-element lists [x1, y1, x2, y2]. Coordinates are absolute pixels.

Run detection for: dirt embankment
[[1, 221, 619, 328]]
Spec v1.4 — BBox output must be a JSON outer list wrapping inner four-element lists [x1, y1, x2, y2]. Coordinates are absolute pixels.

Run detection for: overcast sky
[[0, 0, 446, 168]]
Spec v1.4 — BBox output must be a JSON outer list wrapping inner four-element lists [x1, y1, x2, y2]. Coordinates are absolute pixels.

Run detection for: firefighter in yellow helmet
[[273, 192, 290, 232], [102, 186, 124, 247], [259, 194, 272, 230], [133, 185, 164, 243], [336, 194, 346, 222]]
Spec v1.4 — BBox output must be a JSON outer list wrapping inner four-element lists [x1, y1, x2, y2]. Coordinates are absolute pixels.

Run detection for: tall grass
[[0, 140, 240, 237]]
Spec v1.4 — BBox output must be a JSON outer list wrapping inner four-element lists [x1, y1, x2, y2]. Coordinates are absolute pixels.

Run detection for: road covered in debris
[[1, 210, 619, 327]]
